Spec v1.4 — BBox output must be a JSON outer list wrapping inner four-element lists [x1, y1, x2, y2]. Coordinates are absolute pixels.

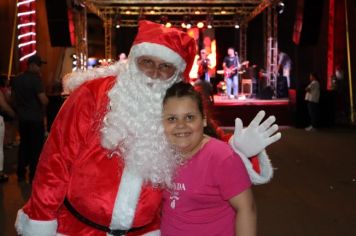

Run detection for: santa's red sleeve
[[216, 127, 273, 185], [15, 83, 97, 236]]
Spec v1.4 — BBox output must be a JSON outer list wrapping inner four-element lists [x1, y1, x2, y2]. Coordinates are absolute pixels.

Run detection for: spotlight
[[197, 21, 204, 28], [206, 14, 213, 29], [161, 15, 172, 28], [233, 14, 240, 29], [182, 15, 191, 29], [277, 1, 285, 14], [115, 15, 121, 28]]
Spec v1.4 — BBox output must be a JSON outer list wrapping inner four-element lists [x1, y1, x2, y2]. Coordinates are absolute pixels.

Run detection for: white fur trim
[[110, 167, 143, 230], [129, 42, 186, 73], [15, 209, 58, 236], [142, 229, 161, 236], [234, 149, 273, 185], [63, 62, 126, 93]]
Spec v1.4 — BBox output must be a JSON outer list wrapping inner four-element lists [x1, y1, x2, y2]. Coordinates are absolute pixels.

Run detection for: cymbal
[[217, 70, 224, 75]]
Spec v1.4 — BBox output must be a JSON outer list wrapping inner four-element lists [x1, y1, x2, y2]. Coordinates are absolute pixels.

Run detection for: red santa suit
[[17, 76, 165, 235]]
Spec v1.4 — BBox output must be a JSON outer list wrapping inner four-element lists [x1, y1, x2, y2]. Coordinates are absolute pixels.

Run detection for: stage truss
[[74, 0, 280, 91], [81, 0, 279, 26]]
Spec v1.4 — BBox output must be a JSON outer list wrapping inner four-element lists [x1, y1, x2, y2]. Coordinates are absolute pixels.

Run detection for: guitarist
[[223, 47, 241, 99]]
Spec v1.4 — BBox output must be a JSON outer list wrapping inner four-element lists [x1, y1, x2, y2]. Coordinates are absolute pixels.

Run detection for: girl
[[161, 82, 256, 236]]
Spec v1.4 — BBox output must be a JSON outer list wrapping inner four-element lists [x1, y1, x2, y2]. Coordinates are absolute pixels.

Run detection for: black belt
[[64, 198, 145, 236]]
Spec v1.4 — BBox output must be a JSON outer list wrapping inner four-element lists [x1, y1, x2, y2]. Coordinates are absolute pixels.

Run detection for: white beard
[[101, 59, 181, 186]]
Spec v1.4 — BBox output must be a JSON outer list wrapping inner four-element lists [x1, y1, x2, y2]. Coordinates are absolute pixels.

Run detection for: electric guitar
[[224, 61, 249, 78], [224, 66, 239, 78]]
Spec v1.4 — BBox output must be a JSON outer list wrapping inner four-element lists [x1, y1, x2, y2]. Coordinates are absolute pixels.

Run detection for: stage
[[211, 95, 294, 127]]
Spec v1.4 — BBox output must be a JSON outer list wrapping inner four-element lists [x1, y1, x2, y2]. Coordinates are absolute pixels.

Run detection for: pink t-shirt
[[161, 137, 251, 236]]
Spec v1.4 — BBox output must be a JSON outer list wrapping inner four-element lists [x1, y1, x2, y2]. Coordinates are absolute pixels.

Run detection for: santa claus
[[15, 20, 280, 236]]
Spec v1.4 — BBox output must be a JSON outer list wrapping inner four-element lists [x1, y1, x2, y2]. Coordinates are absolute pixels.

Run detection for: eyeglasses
[[137, 57, 176, 74]]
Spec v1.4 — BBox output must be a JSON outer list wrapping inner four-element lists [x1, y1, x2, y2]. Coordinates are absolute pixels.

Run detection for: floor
[[1, 126, 356, 236]]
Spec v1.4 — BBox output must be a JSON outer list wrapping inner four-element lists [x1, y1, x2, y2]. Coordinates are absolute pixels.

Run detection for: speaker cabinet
[[258, 86, 274, 100], [277, 76, 289, 98], [45, 0, 72, 47]]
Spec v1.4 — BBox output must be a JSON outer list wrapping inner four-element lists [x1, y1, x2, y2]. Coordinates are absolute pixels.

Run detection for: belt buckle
[[108, 228, 129, 236]]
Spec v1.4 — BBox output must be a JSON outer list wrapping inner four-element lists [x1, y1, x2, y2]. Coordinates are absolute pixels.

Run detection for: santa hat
[[129, 20, 197, 80]]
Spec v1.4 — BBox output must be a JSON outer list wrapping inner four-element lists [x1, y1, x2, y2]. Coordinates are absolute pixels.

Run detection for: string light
[[17, 22, 35, 29], [18, 40, 36, 48], [17, 0, 35, 7], [17, 0, 37, 70], [19, 50, 37, 61], [18, 32, 36, 39], [17, 10, 35, 17]]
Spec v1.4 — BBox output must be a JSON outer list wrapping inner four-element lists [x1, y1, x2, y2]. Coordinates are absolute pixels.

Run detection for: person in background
[[0, 116, 8, 182], [197, 49, 211, 83], [194, 78, 214, 108], [0, 75, 16, 182], [118, 52, 128, 64], [277, 51, 292, 88], [161, 82, 256, 236], [305, 72, 320, 131], [331, 65, 348, 123], [0, 75, 17, 148], [11, 54, 48, 183], [223, 47, 241, 99]]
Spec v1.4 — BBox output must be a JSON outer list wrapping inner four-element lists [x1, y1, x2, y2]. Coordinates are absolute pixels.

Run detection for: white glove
[[229, 110, 281, 158]]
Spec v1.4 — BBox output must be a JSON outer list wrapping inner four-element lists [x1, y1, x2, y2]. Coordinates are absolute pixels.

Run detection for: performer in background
[[223, 47, 241, 99], [277, 51, 292, 88], [197, 49, 211, 83]]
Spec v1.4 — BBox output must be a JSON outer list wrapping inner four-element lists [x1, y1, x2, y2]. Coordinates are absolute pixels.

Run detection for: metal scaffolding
[[75, 0, 279, 71], [239, 24, 248, 62], [103, 17, 113, 59], [265, 5, 278, 95], [74, 6, 88, 70]]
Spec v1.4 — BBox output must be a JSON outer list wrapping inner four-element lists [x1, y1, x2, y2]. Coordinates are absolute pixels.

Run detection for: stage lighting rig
[[206, 14, 213, 29], [277, 1, 285, 14]]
